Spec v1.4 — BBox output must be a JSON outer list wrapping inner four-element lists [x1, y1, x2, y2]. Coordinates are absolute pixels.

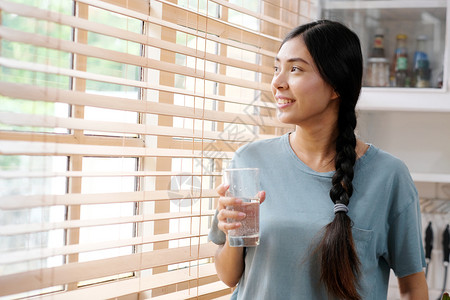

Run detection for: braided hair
[[281, 20, 363, 300]]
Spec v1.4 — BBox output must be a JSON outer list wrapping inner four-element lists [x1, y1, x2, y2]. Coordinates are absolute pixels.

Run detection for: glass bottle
[[392, 34, 409, 87], [370, 29, 386, 58], [365, 29, 389, 87]]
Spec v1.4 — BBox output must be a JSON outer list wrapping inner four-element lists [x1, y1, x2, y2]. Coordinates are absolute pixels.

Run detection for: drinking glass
[[224, 168, 260, 247]]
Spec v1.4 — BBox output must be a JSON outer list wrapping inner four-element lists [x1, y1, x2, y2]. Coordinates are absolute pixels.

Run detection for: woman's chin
[[276, 112, 295, 125]]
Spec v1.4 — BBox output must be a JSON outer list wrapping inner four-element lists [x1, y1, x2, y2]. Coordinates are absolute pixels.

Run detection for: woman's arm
[[397, 271, 429, 300], [214, 239, 245, 287]]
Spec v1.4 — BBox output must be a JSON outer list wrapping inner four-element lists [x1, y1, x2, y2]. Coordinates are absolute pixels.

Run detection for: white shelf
[[357, 88, 450, 112], [322, 0, 450, 114], [411, 172, 450, 183]]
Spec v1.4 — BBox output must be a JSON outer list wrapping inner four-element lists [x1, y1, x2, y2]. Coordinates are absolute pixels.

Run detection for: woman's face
[[271, 37, 338, 126]]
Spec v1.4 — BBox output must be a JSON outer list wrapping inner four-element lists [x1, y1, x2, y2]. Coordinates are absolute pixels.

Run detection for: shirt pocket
[[352, 226, 373, 257]]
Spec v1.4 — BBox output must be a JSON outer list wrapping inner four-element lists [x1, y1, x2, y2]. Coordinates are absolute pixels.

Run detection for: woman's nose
[[271, 72, 288, 89]]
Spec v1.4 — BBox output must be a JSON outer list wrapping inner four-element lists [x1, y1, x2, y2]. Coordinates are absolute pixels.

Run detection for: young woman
[[209, 20, 428, 300]]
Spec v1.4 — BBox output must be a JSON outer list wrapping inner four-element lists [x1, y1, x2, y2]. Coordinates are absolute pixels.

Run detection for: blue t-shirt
[[209, 133, 425, 300]]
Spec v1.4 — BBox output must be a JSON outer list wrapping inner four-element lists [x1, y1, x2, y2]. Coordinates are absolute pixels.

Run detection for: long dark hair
[[281, 20, 363, 300]]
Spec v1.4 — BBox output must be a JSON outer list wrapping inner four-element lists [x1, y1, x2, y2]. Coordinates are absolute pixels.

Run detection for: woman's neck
[[289, 126, 338, 172], [289, 127, 369, 173]]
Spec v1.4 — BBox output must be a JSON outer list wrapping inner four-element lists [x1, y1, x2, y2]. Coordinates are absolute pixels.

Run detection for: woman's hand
[[215, 183, 266, 236]]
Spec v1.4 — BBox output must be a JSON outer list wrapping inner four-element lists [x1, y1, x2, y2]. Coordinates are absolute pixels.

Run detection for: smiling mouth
[[277, 98, 295, 105]]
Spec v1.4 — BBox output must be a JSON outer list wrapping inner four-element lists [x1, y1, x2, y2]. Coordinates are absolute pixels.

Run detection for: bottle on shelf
[[437, 67, 444, 88], [365, 29, 389, 87], [391, 34, 409, 87], [370, 28, 386, 58], [412, 35, 431, 88]]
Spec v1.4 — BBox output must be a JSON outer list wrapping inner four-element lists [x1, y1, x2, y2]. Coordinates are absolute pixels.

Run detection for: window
[[0, 0, 312, 298]]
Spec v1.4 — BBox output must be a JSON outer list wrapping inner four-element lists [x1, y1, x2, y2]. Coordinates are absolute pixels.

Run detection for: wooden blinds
[[0, 0, 312, 299]]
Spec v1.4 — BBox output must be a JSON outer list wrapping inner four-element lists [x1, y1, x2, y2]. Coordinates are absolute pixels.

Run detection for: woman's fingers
[[217, 184, 266, 205], [218, 196, 241, 209], [215, 184, 265, 235], [258, 190, 266, 204], [217, 196, 246, 234], [217, 197, 244, 224], [216, 183, 230, 197], [218, 205, 246, 221], [217, 208, 246, 233], [218, 220, 242, 232]]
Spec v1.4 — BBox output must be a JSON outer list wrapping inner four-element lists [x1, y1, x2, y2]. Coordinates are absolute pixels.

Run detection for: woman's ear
[[331, 89, 339, 101]]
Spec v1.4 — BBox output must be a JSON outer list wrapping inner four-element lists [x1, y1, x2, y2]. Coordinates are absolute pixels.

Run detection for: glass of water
[[224, 168, 261, 247]]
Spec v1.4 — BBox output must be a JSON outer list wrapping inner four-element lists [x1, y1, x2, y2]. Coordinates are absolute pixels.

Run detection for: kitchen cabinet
[[318, 1, 450, 299]]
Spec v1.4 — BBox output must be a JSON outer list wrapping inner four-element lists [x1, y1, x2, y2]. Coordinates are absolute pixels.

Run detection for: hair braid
[[320, 106, 360, 300], [330, 106, 357, 204]]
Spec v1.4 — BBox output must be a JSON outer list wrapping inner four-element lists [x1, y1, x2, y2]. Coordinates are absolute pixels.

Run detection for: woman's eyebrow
[[274, 57, 310, 65]]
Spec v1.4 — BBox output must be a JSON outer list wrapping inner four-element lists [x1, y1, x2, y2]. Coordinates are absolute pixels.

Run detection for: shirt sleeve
[[208, 209, 226, 245], [387, 198, 426, 278]]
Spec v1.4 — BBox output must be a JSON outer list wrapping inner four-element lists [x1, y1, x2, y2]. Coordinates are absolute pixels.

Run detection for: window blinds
[[0, 0, 312, 298]]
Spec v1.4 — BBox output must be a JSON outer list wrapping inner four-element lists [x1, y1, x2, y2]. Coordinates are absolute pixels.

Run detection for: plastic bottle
[[413, 35, 429, 69], [437, 67, 444, 88], [412, 35, 431, 88]]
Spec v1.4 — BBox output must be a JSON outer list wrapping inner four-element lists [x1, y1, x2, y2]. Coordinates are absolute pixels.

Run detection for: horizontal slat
[[0, 189, 218, 210], [0, 82, 289, 128], [0, 242, 218, 297], [0, 210, 216, 235], [79, 0, 158, 20], [150, 280, 231, 300], [0, 232, 208, 265], [0, 0, 274, 76], [212, 294, 235, 300], [0, 27, 271, 92], [0, 130, 250, 155], [0, 140, 234, 158], [36, 263, 219, 300], [0, 170, 222, 179], [0, 110, 277, 142], [0, 130, 145, 147]]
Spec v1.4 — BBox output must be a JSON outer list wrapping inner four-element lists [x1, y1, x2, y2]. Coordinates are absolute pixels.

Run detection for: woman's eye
[[274, 66, 279, 73], [291, 66, 302, 72]]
